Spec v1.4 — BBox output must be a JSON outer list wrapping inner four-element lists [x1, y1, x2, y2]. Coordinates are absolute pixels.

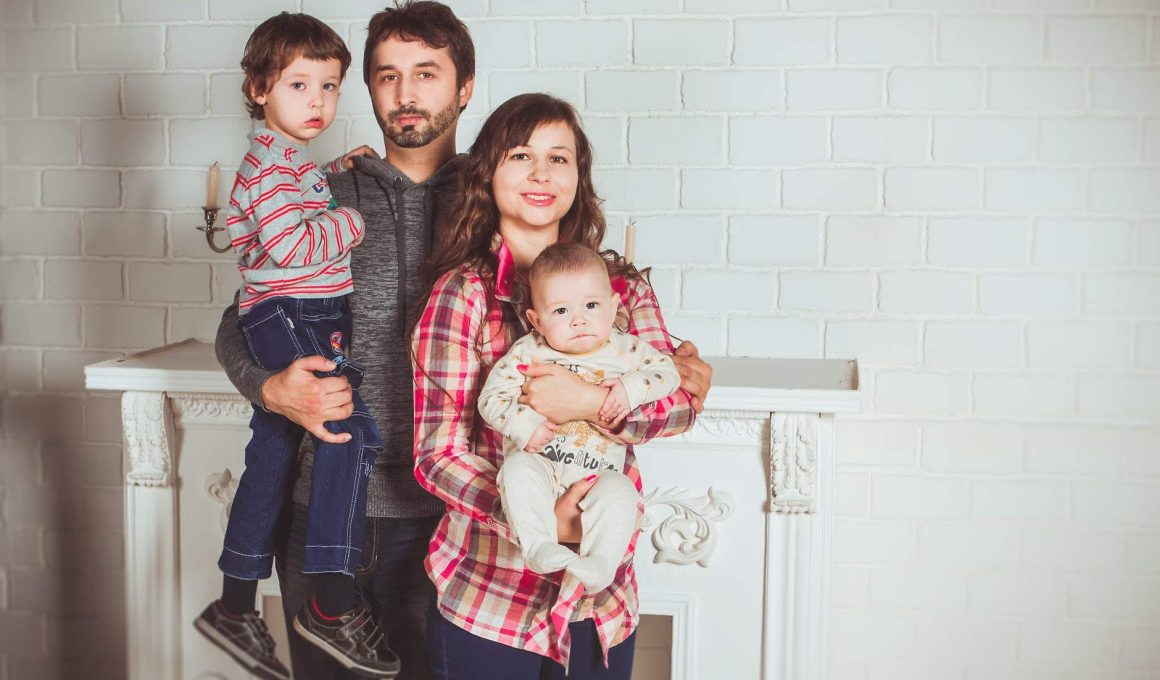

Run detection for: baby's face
[[527, 267, 618, 354]]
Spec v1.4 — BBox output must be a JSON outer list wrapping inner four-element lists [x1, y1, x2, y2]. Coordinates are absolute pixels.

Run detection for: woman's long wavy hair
[[419, 93, 643, 314]]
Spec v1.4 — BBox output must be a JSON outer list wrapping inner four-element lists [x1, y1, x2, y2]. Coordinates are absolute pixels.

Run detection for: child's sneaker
[[293, 600, 401, 678], [194, 600, 290, 680]]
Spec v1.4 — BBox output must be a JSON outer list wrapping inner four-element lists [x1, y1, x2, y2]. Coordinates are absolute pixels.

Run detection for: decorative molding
[[641, 486, 735, 566], [769, 413, 818, 514], [171, 393, 251, 426], [694, 411, 767, 440], [205, 469, 239, 532], [121, 391, 175, 487], [638, 591, 698, 680]]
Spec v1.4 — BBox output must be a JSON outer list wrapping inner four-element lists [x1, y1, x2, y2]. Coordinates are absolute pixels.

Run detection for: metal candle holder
[[197, 207, 231, 253]]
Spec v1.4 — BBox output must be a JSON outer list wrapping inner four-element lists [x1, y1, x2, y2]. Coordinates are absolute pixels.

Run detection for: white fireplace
[[86, 340, 858, 680]]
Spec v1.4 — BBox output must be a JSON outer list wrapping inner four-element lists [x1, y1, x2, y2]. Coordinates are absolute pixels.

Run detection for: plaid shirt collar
[[492, 234, 630, 309]]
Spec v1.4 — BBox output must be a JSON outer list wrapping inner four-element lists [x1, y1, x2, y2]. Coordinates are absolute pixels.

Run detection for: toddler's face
[[526, 267, 617, 355], [254, 55, 342, 145]]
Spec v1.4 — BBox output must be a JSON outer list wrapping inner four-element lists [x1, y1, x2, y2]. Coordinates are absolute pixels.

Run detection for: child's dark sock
[[221, 575, 258, 616], [314, 572, 357, 618]]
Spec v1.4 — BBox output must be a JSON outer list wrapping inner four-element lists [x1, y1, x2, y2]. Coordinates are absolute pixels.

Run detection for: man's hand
[[524, 421, 559, 453], [338, 145, 380, 170], [555, 474, 598, 544], [517, 362, 604, 424], [673, 340, 713, 413], [260, 355, 354, 444]]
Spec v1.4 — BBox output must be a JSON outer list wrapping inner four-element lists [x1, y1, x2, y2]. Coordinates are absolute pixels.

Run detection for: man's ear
[[526, 308, 541, 333], [457, 76, 475, 112]]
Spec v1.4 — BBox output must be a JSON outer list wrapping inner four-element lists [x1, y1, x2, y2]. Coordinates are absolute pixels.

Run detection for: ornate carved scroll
[[121, 391, 175, 487], [642, 486, 735, 566], [769, 413, 818, 514], [206, 469, 239, 532]]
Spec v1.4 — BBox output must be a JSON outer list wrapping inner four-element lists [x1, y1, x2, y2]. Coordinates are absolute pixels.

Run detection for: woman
[[411, 93, 710, 679]]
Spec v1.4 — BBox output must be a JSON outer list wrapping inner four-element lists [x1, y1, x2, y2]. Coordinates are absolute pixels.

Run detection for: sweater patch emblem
[[330, 331, 345, 353], [311, 179, 328, 194]]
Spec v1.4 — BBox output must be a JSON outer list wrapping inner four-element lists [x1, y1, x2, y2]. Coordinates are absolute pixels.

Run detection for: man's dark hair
[[363, 1, 476, 94], [240, 13, 352, 120]]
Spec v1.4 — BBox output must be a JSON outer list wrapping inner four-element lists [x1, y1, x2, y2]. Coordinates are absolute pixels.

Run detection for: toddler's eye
[[323, 83, 337, 91]]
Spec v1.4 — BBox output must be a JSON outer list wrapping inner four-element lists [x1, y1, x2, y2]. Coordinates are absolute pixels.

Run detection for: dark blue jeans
[[219, 295, 383, 579], [427, 598, 637, 680]]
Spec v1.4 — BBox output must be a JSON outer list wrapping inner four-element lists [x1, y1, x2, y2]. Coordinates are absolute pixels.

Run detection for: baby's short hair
[[241, 13, 351, 120], [528, 243, 609, 297]]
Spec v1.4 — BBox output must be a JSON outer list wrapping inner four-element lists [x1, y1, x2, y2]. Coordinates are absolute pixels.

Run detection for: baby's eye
[[552, 307, 567, 315], [586, 302, 599, 309]]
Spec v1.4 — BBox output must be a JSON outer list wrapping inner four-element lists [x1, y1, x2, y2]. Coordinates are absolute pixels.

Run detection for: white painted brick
[[594, 169, 675, 211], [1024, 425, 1138, 478], [825, 216, 922, 266], [1046, 17, 1147, 65], [885, 168, 979, 212], [985, 169, 1087, 212], [685, 0, 781, 9], [213, 262, 241, 303], [1137, 323, 1160, 370], [922, 423, 1022, 474], [967, 572, 1067, 616], [683, 71, 782, 112], [1092, 168, 1160, 214], [210, 73, 247, 116], [971, 479, 1069, 521], [1024, 527, 1124, 570], [1126, 533, 1160, 572], [924, 322, 1022, 370], [4, 28, 72, 72], [661, 315, 725, 356], [783, 168, 878, 211], [128, 263, 212, 303], [836, 16, 932, 65], [79, 26, 163, 71], [837, 472, 869, 516], [872, 475, 967, 519], [42, 170, 120, 208], [680, 169, 777, 209], [488, 0, 578, 14], [728, 216, 819, 266], [581, 116, 625, 166], [39, 75, 120, 117], [876, 371, 969, 415], [1084, 274, 1160, 316], [988, 69, 1085, 112], [586, 0, 675, 11], [1, 211, 81, 256], [169, 117, 251, 167], [727, 318, 821, 358], [169, 306, 223, 343], [831, 611, 917, 660], [1027, 321, 1130, 370], [913, 615, 1017, 665], [932, 117, 1035, 162], [919, 524, 1021, 567], [43, 351, 119, 392], [879, 271, 972, 314], [781, 271, 873, 312], [1092, 69, 1160, 113], [123, 169, 205, 210], [1075, 482, 1160, 528], [461, 20, 531, 70], [633, 215, 723, 264], [0, 303, 80, 346], [1077, 374, 1160, 420], [126, 74, 207, 116], [1122, 626, 1160, 668], [6, 120, 77, 165], [1039, 118, 1138, 163], [641, 267, 678, 306], [831, 565, 869, 608], [872, 568, 966, 610], [896, 0, 985, 6], [488, 71, 583, 109], [786, 70, 882, 111], [37, 0, 116, 22], [1147, 120, 1160, 162], [888, 68, 982, 111], [633, 20, 728, 66], [0, 259, 39, 300], [834, 519, 917, 564], [938, 16, 1040, 64], [978, 274, 1076, 317], [790, 0, 882, 8], [973, 374, 1075, 417], [1142, 222, 1160, 267], [836, 420, 918, 466], [43, 261, 122, 301], [3, 75, 35, 117], [730, 116, 827, 165], [537, 20, 627, 66], [629, 117, 722, 165], [167, 25, 253, 70], [208, 0, 295, 19], [85, 394, 128, 445], [734, 18, 832, 66], [827, 320, 920, 365], [832, 116, 928, 163], [928, 218, 1027, 268], [683, 271, 775, 311], [84, 304, 166, 350], [1032, 219, 1132, 268], [1069, 575, 1160, 623], [122, 0, 202, 21], [81, 120, 166, 167], [586, 71, 677, 112]]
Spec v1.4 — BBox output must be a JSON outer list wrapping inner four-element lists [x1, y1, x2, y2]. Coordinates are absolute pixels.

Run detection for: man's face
[[369, 37, 473, 149]]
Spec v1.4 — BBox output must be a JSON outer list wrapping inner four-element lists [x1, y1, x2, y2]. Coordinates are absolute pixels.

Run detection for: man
[[215, 3, 713, 678]]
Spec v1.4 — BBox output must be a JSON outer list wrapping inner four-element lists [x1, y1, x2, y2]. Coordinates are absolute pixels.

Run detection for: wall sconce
[[199, 163, 231, 253]]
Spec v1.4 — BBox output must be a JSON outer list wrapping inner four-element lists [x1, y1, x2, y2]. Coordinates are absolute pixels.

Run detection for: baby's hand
[[524, 421, 558, 453], [598, 379, 631, 425]]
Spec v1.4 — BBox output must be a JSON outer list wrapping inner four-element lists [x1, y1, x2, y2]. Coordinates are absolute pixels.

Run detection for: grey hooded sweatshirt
[[215, 153, 463, 518]]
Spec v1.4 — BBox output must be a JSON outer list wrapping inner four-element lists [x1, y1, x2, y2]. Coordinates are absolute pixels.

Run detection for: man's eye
[[419, 72, 434, 79], [381, 74, 397, 82]]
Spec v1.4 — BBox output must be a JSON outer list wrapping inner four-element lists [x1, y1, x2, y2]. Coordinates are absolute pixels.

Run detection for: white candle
[[623, 221, 635, 262], [206, 163, 220, 209]]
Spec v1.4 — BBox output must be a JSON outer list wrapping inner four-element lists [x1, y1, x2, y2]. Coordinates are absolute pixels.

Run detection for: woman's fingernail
[[516, 364, 528, 372], [585, 474, 598, 483]]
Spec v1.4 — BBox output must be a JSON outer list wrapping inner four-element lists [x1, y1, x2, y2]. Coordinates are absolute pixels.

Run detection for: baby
[[478, 242, 680, 593]]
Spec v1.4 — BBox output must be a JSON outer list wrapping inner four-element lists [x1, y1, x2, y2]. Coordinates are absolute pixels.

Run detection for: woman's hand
[[517, 362, 605, 423], [673, 340, 713, 413], [555, 475, 598, 544]]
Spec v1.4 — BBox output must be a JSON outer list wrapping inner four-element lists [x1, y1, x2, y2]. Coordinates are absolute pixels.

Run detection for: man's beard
[[380, 98, 459, 149]]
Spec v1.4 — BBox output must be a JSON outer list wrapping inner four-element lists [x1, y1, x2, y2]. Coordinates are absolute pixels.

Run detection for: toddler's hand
[[598, 379, 631, 425], [339, 145, 380, 170], [524, 421, 558, 453]]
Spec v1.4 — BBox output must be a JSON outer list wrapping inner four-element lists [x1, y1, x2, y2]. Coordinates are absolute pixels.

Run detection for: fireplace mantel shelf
[[86, 339, 859, 680]]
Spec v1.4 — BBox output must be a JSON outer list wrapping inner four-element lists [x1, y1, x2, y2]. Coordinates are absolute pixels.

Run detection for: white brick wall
[[3, 4, 1159, 679]]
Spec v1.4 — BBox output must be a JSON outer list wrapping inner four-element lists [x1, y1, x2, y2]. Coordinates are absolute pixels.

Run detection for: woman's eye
[[510, 152, 530, 161], [550, 155, 569, 164]]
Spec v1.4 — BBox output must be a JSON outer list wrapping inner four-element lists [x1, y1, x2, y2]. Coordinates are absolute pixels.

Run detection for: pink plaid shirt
[[411, 241, 696, 668]]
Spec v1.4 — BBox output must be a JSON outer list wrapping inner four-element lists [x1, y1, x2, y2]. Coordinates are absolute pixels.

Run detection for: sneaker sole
[[292, 615, 400, 679], [194, 616, 289, 680]]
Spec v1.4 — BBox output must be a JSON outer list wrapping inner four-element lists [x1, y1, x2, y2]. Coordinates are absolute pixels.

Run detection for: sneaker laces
[[250, 616, 277, 654], [340, 609, 385, 658]]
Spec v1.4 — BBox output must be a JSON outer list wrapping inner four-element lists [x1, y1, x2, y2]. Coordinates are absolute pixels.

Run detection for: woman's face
[[491, 121, 579, 238]]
